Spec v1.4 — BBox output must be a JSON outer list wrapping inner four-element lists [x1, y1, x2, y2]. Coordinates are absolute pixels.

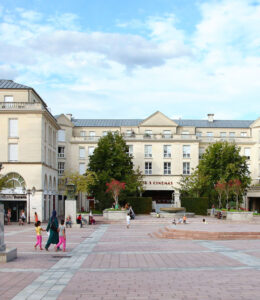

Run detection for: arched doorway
[[0, 172, 27, 221]]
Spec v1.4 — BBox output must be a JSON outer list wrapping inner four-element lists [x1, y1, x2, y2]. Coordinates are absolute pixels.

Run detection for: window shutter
[[9, 144, 18, 161], [9, 119, 18, 137]]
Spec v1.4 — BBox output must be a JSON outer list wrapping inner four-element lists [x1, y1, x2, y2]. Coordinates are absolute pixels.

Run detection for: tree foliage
[[60, 170, 97, 195], [0, 166, 10, 192], [179, 142, 251, 202], [88, 132, 143, 209], [0, 175, 9, 192], [106, 179, 126, 207]]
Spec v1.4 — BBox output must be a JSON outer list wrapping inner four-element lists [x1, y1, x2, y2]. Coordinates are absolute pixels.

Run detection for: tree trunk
[[218, 195, 222, 209], [236, 194, 239, 211]]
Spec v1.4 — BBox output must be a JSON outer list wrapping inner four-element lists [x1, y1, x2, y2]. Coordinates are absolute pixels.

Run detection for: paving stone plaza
[[1, 216, 260, 300]]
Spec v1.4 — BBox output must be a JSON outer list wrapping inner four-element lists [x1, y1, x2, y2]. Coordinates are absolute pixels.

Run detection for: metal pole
[[27, 189, 31, 224]]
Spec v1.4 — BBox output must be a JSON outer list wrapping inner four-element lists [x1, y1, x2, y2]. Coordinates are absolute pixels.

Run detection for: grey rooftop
[[0, 80, 31, 89], [72, 118, 254, 128]]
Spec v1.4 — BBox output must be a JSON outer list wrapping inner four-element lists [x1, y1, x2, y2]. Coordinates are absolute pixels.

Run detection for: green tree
[[198, 142, 251, 190], [88, 132, 143, 209], [180, 142, 251, 201], [0, 165, 9, 192], [60, 170, 97, 197]]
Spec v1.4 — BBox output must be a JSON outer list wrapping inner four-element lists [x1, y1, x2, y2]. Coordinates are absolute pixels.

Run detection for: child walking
[[55, 219, 66, 252], [126, 213, 130, 229], [34, 221, 45, 250]]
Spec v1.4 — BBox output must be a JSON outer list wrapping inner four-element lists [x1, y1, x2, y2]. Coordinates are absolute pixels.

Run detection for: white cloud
[[0, 1, 260, 120]]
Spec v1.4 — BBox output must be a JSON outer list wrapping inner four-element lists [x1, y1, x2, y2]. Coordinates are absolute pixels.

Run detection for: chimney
[[207, 114, 214, 122], [66, 114, 72, 121]]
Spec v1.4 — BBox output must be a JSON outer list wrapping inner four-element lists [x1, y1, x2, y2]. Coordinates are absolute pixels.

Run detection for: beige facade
[[0, 81, 60, 222], [56, 111, 260, 211], [1, 80, 260, 218]]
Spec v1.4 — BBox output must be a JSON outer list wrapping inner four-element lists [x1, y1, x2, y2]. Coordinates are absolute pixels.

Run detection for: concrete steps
[[151, 227, 260, 240]]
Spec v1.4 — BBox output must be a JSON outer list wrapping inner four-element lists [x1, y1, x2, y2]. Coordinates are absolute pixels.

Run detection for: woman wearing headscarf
[[45, 210, 59, 251]]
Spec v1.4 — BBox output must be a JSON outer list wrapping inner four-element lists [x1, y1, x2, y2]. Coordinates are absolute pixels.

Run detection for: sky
[[0, 0, 260, 120]]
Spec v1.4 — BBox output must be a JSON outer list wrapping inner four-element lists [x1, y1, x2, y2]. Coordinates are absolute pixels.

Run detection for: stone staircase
[[150, 227, 260, 240]]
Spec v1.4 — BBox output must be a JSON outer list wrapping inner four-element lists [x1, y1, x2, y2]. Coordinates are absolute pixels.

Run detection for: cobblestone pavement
[[1, 216, 260, 299]]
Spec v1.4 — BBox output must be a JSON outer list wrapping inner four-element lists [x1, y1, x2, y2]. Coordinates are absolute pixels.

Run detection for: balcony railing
[[0, 102, 44, 110], [198, 136, 253, 143], [71, 134, 199, 142]]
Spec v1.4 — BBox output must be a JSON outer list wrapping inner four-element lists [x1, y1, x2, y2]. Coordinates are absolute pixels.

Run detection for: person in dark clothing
[[45, 210, 59, 251]]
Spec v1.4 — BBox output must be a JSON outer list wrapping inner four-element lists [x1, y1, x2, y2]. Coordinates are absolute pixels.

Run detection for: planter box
[[226, 211, 254, 221], [103, 210, 127, 220]]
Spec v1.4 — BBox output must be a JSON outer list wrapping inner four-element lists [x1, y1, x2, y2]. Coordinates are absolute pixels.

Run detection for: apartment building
[[56, 111, 260, 212], [1, 80, 260, 219], [0, 80, 60, 222]]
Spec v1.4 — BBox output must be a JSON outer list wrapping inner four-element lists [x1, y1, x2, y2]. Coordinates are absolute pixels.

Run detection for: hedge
[[181, 197, 209, 215], [125, 197, 152, 214]]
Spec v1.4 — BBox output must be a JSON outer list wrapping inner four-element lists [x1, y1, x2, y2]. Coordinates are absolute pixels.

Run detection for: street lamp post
[[27, 189, 31, 224]]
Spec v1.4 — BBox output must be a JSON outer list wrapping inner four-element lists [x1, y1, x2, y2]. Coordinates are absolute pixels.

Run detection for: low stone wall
[[103, 210, 127, 220], [226, 211, 254, 221]]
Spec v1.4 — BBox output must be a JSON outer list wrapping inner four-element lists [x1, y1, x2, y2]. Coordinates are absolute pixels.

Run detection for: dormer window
[[163, 130, 172, 139], [80, 131, 86, 137], [4, 96, 13, 102], [144, 130, 152, 138]]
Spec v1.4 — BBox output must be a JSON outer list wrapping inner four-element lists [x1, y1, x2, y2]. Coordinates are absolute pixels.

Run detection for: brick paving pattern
[[1, 216, 260, 299]]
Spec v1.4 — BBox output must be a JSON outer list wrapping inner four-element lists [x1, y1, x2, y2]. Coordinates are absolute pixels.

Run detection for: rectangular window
[[145, 162, 152, 175], [144, 130, 152, 138], [58, 130, 65, 142], [207, 132, 213, 141], [181, 131, 190, 139], [126, 145, 133, 157], [229, 132, 235, 137], [58, 146, 65, 158], [199, 147, 205, 159], [58, 162, 65, 175], [9, 119, 18, 137], [126, 130, 132, 137], [244, 148, 251, 159], [89, 131, 96, 140], [144, 145, 152, 157], [48, 126, 52, 145], [79, 147, 85, 159], [88, 146, 94, 156], [79, 163, 85, 175], [163, 130, 171, 138], [53, 131, 56, 147], [4, 96, 13, 102], [240, 132, 247, 137], [183, 162, 190, 175], [45, 122, 47, 142], [80, 131, 86, 137], [164, 162, 171, 175], [183, 145, 190, 158], [9, 144, 18, 161], [196, 132, 202, 138], [220, 132, 226, 137], [163, 145, 171, 158], [103, 131, 108, 136]]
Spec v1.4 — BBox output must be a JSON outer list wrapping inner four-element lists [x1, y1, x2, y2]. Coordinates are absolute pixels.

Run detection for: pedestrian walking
[[45, 210, 59, 251], [126, 213, 130, 229], [19, 210, 26, 225], [55, 219, 66, 252], [34, 212, 39, 223], [7, 209, 11, 225], [34, 220, 45, 250]]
